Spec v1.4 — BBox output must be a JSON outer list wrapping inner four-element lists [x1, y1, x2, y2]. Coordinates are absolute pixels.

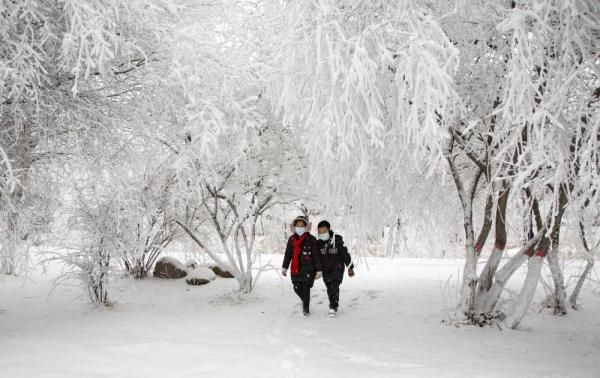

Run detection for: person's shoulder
[[304, 234, 318, 243], [334, 233, 344, 242]]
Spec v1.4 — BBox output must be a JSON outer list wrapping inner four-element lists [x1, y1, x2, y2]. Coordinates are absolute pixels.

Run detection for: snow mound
[[187, 266, 216, 281]]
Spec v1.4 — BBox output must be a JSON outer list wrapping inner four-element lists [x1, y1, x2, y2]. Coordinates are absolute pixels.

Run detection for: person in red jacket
[[282, 215, 322, 317]]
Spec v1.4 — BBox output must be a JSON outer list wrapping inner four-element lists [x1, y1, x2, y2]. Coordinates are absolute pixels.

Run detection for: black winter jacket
[[282, 234, 322, 283], [316, 231, 353, 283]]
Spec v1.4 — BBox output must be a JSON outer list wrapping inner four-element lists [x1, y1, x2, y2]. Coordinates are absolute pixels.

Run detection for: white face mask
[[295, 227, 306, 236], [318, 233, 330, 241]]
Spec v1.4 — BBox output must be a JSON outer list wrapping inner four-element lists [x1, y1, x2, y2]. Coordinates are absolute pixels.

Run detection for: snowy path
[[1, 258, 599, 377]]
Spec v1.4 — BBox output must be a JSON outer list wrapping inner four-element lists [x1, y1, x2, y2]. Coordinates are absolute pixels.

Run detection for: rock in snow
[[153, 257, 188, 279], [210, 265, 234, 278], [185, 277, 210, 286], [186, 266, 216, 286]]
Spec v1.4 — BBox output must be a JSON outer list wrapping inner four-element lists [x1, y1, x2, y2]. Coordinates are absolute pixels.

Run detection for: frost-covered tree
[[172, 107, 305, 292], [0, 0, 178, 274], [421, 0, 599, 327], [269, 0, 600, 327], [468, 0, 599, 327], [144, 1, 309, 293], [269, 0, 459, 228]]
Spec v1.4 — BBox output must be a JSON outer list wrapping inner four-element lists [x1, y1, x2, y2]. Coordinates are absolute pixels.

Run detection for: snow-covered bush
[[118, 170, 179, 279], [51, 201, 118, 306]]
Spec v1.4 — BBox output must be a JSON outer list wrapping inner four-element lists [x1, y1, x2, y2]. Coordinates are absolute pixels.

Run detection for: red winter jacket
[[282, 233, 322, 282]]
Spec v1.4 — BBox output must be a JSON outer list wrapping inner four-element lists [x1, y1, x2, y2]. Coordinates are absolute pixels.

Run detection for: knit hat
[[292, 215, 309, 226]]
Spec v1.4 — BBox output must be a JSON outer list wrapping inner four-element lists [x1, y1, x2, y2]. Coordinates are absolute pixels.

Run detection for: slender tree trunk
[[569, 258, 594, 309], [478, 233, 542, 313], [447, 154, 477, 313], [506, 185, 569, 328], [569, 221, 595, 309], [545, 244, 567, 315], [542, 188, 569, 315], [1, 123, 33, 276], [477, 186, 510, 298], [506, 250, 546, 329], [175, 220, 235, 276], [1, 210, 18, 275], [474, 192, 494, 260]]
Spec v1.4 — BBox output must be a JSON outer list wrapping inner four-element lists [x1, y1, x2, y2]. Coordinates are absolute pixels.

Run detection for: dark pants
[[325, 279, 341, 310], [293, 281, 311, 313]]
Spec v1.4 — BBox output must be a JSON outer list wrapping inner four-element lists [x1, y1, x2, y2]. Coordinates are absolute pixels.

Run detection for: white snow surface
[[1, 254, 599, 377]]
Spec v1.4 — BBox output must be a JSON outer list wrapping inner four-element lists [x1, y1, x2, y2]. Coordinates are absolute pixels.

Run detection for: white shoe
[[303, 312, 310, 318], [328, 308, 337, 318]]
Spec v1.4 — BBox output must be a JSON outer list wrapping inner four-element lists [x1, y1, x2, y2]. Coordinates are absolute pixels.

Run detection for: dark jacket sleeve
[[282, 237, 293, 269], [337, 235, 354, 269], [312, 236, 323, 272]]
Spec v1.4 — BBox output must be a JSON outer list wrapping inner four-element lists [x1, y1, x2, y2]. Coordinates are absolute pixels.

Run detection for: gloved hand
[[281, 268, 287, 277], [315, 271, 323, 280], [348, 268, 355, 277]]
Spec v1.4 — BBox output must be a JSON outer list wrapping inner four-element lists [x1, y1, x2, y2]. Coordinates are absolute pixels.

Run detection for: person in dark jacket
[[282, 215, 323, 317], [315, 220, 354, 317]]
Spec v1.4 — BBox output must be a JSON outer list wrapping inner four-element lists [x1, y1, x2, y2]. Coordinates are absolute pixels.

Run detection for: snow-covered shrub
[[51, 202, 119, 306], [118, 172, 179, 279], [55, 246, 112, 306]]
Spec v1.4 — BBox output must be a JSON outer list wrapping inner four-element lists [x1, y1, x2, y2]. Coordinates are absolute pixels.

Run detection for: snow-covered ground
[[1, 255, 599, 377]]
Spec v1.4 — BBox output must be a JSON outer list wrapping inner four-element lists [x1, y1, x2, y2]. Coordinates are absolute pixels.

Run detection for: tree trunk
[[0, 238, 16, 275], [545, 245, 567, 315], [0, 210, 18, 275], [569, 221, 595, 309], [447, 154, 478, 313], [1, 124, 32, 276], [477, 186, 509, 295], [474, 192, 494, 260], [237, 275, 253, 293], [506, 251, 546, 329], [540, 187, 569, 315], [568, 258, 594, 309], [478, 233, 542, 314], [505, 184, 568, 328]]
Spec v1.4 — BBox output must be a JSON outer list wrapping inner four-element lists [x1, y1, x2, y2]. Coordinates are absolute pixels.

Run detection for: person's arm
[[282, 237, 293, 275], [337, 235, 353, 269], [337, 235, 355, 276], [312, 237, 323, 273]]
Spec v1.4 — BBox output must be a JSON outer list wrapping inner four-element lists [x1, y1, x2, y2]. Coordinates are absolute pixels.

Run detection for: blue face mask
[[295, 227, 306, 236], [318, 233, 330, 241]]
